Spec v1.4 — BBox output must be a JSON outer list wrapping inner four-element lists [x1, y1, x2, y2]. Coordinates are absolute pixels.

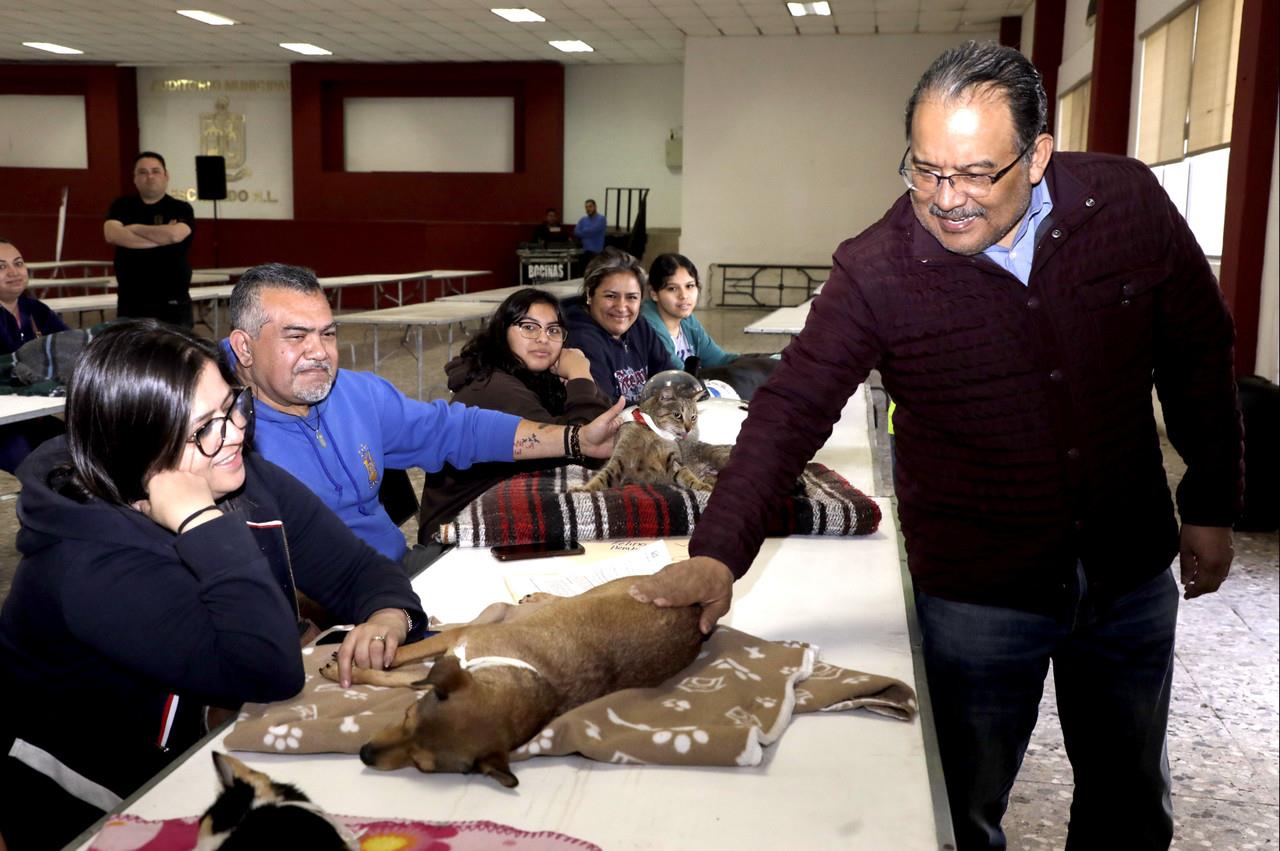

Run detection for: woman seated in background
[[0, 238, 70, 473], [419, 287, 613, 536], [562, 247, 670, 404], [0, 321, 424, 850], [640, 252, 738, 371]]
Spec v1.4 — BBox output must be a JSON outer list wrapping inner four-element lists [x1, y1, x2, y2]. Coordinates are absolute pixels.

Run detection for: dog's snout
[[359, 743, 377, 766]]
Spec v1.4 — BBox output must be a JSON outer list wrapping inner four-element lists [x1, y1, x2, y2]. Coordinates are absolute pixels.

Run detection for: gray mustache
[[294, 360, 333, 375], [929, 203, 986, 222]]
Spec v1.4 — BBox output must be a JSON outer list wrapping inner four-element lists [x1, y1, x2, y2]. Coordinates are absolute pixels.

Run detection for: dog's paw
[[318, 659, 341, 682]]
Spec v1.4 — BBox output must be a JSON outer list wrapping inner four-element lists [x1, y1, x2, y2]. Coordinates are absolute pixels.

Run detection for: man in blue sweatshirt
[[226, 263, 623, 569], [574, 198, 607, 259]]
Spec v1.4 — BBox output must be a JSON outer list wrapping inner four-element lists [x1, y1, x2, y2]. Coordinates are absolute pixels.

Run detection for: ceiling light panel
[[176, 10, 238, 26], [491, 8, 547, 22], [22, 42, 84, 54], [548, 39, 594, 51], [279, 42, 333, 55]]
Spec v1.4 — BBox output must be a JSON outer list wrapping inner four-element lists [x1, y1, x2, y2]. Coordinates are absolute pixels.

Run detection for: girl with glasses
[[0, 320, 424, 849], [419, 288, 613, 537]]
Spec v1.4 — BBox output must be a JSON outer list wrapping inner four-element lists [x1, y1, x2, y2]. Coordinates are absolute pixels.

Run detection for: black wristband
[[567, 425, 583, 461], [563, 425, 572, 457], [177, 504, 221, 535]]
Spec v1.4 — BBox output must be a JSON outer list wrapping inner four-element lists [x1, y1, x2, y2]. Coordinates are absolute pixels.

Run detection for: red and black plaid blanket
[[440, 462, 881, 547]]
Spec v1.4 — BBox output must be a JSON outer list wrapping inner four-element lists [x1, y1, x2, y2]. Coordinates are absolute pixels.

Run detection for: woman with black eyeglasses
[[418, 287, 613, 539], [0, 320, 423, 849]]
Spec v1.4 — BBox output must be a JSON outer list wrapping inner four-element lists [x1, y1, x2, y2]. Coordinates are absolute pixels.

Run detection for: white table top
[[27, 275, 115, 288], [334, 300, 495, 327], [744, 299, 813, 335], [25, 260, 111, 272], [427, 269, 490, 281], [43, 284, 234, 313], [0, 395, 65, 425], [193, 266, 251, 276], [437, 279, 582, 304], [317, 270, 441, 288], [29, 272, 227, 292]]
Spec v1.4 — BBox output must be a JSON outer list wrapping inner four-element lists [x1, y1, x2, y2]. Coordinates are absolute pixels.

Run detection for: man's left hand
[[1179, 523, 1234, 600], [578, 397, 626, 459]]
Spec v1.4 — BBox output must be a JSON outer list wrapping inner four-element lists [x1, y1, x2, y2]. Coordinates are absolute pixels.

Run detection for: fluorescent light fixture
[[787, 1, 831, 16], [176, 9, 238, 26], [549, 39, 593, 52], [279, 42, 333, 55], [492, 8, 545, 22], [22, 42, 84, 55]]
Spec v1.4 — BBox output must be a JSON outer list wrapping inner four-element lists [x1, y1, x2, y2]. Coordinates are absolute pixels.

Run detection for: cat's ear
[[659, 387, 675, 401]]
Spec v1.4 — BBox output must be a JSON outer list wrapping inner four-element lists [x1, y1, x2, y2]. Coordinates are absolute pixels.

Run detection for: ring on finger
[[372, 635, 386, 642]]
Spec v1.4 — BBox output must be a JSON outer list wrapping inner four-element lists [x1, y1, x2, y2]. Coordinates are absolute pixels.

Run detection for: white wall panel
[[0, 95, 88, 169]]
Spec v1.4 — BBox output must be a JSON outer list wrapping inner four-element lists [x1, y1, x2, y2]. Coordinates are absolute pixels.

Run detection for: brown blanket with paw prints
[[224, 626, 916, 767]]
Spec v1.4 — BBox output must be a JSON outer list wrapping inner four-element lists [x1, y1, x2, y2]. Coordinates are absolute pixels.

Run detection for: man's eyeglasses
[[513, 321, 567, 342], [898, 138, 1035, 199], [189, 386, 254, 457]]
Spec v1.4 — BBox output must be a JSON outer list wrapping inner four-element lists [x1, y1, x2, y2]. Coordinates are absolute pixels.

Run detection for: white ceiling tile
[[876, 10, 918, 31], [917, 10, 960, 29], [834, 11, 876, 31]]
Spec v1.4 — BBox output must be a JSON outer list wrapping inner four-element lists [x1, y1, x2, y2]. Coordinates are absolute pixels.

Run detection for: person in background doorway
[[104, 151, 196, 328], [531, 208, 570, 245], [575, 198, 607, 261]]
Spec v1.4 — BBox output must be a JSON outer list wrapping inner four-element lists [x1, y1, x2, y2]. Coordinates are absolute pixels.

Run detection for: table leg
[[372, 327, 380, 374], [416, 326, 424, 400]]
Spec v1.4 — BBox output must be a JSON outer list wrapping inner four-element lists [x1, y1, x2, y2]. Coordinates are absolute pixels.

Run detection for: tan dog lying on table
[[319, 577, 704, 787]]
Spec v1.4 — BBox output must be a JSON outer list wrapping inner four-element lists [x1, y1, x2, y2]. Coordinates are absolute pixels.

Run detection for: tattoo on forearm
[[514, 433, 541, 457]]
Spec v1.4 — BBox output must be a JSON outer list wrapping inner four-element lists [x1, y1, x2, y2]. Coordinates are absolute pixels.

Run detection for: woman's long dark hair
[[647, 253, 699, 294], [61, 320, 232, 505], [456, 288, 569, 414]]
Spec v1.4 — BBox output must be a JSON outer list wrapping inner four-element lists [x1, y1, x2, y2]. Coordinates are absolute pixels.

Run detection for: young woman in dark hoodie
[[561, 247, 670, 405], [0, 321, 424, 850], [419, 287, 613, 538]]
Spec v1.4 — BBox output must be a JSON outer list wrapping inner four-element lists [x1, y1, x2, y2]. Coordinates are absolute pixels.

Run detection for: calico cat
[[572, 386, 732, 492], [196, 752, 357, 850]]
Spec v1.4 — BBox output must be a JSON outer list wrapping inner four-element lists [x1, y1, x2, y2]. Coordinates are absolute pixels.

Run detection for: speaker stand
[[211, 198, 221, 268]]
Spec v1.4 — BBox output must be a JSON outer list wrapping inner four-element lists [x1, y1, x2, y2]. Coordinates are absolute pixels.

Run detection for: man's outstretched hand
[[630, 556, 735, 634]]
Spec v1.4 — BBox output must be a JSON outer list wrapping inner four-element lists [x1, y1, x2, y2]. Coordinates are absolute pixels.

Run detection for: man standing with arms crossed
[[575, 198, 607, 262], [104, 152, 196, 327], [633, 42, 1242, 850]]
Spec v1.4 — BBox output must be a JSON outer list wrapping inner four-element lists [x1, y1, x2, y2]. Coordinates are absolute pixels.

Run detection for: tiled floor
[[1, 297, 1276, 849]]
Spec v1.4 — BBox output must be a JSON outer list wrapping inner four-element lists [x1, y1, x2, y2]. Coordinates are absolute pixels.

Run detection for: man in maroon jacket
[[633, 42, 1242, 851]]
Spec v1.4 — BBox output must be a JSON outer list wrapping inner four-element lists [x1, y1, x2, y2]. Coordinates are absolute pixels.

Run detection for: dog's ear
[[425, 655, 470, 699], [475, 751, 518, 788]]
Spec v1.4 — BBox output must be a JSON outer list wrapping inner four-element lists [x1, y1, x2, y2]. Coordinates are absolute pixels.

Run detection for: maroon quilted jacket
[[690, 152, 1243, 613]]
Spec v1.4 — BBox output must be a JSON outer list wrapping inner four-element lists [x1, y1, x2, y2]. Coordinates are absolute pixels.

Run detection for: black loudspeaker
[[195, 155, 227, 201]]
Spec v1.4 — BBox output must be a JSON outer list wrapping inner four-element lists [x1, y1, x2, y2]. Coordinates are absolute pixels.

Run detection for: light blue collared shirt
[[981, 179, 1053, 286]]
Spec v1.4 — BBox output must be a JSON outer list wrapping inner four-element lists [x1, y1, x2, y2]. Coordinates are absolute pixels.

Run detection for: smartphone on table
[[490, 540, 585, 561]]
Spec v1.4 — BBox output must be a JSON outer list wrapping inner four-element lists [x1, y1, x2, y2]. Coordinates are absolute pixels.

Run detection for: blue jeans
[[916, 565, 1178, 851]]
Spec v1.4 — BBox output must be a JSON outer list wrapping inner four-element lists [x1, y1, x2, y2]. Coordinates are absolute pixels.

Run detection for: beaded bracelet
[[177, 504, 221, 535]]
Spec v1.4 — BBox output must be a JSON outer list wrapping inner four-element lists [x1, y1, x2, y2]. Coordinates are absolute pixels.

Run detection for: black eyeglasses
[[513, 320, 567, 342], [898, 138, 1035, 198], [189, 387, 254, 457]]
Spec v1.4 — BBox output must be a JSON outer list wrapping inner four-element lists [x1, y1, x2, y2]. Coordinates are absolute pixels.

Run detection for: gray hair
[[230, 263, 324, 337], [583, 246, 646, 297], [905, 41, 1048, 158]]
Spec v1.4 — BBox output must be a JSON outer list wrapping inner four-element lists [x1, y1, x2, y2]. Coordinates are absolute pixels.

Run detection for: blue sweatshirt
[[638, 300, 738, 370], [243, 364, 519, 559], [562, 296, 671, 404], [574, 213, 607, 252]]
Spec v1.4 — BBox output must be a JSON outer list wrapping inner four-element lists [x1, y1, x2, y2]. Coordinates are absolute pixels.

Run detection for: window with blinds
[[1136, 0, 1244, 165], [1056, 80, 1091, 153]]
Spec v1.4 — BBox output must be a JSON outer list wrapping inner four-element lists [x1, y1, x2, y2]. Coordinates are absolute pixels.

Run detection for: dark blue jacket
[[0, 294, 69, 355], [0, 438, 424, 807], [562, 295, 670, 404]]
